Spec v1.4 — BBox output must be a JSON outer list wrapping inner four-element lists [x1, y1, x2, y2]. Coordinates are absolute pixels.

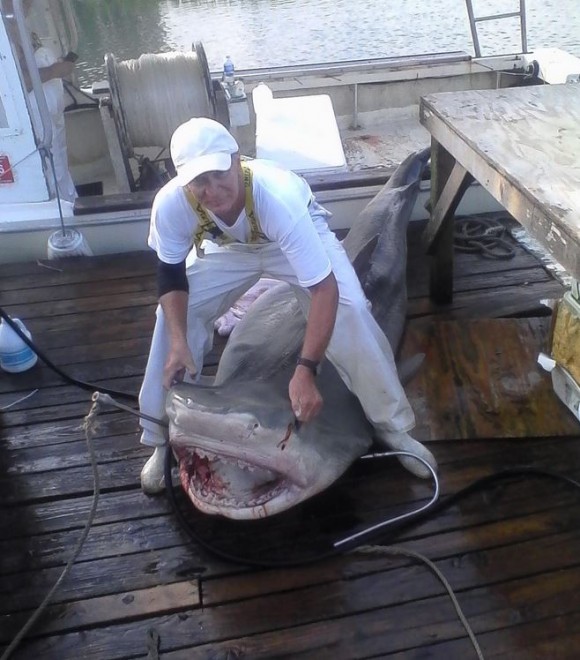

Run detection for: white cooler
[[253, 84, 347, 176]]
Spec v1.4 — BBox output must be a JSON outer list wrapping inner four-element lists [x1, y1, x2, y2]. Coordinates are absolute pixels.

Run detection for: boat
[[3, 1, 580, 658], [1, 0, 579, 262], [1, 159, 579, 660]]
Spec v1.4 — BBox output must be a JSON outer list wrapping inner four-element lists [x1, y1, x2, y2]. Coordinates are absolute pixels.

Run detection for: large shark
[[166, 148, 431, 520]]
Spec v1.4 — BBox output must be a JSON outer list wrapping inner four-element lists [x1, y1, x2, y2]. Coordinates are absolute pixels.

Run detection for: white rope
[[0, 389, 39, 411], [114, 51, 211, 149], [0, 396, 102, 660], [353, 544, 485, 659]]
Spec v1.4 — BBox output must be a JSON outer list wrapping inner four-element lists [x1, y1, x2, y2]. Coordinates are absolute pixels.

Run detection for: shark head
[[166, 148, 430, 519], [167, 375, 371, 519]]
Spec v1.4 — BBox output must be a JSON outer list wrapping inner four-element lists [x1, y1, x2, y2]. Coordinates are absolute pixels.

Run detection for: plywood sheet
[[401, 317, 580, 441]]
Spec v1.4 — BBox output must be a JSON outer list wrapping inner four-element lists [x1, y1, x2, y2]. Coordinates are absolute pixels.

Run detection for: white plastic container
[[551, 365, 580, 424], [0, 317, 38, 373], [253, 85, 347, 175]]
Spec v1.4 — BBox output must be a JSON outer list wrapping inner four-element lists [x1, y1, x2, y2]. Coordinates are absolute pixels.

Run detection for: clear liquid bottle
[[0, 317, 38, 373], [223, 55, 235, 86]]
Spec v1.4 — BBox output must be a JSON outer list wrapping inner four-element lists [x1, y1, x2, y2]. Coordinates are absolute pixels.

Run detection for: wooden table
[[420, 83, 580, 303]]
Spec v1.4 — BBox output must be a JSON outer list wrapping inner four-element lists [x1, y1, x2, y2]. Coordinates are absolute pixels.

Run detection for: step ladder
[[465, 0, 528, 57]]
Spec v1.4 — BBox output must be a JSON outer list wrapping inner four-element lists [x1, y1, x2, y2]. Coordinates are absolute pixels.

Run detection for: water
[[71, 0, 580, 86]]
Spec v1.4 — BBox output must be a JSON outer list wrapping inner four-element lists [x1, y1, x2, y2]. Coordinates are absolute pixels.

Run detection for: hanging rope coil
[[454, 216, 516, 260], [106, 46, 214, 152]]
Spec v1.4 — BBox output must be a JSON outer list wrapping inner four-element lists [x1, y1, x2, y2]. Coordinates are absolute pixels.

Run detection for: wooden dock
[[2, 217, 580, 659]]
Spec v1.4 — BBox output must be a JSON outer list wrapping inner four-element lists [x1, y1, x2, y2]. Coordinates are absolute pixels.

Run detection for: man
[[3, 0, 77, 201], [139, 117, 436, 493]]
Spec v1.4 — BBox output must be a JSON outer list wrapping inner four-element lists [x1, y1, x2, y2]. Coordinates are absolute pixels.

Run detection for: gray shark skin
[[166, 148, 430, 520]]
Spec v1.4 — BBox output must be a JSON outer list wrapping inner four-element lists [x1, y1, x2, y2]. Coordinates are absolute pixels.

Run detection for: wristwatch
[[296, 356, 319, 375]]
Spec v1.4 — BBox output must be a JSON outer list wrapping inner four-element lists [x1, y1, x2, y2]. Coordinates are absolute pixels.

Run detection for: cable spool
[[105, 42, 217, 157]]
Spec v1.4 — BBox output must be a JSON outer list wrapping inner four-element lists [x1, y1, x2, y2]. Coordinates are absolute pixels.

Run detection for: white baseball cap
[[170, 117, 239, 186]]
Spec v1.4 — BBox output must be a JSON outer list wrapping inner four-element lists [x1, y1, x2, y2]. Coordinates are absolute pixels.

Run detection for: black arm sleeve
[[157, 258, 189, 298]]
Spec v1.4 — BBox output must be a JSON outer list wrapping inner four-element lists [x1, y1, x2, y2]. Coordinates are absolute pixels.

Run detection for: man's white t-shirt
[[148, 159, 332, 288]]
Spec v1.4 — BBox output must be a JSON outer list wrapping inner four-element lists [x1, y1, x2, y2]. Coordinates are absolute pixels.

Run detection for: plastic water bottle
[[223, 55, 235, 85], [0, 317, 38, 373]]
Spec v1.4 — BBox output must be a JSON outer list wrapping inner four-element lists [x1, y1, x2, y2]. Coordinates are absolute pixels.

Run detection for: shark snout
[[169, 412, 311, 489]]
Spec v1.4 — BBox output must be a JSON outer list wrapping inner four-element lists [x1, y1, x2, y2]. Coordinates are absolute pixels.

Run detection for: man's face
[[187, 155, 242, 218]]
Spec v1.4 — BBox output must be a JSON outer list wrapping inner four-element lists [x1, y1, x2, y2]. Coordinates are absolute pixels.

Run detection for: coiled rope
[[454, 216, 516, 260], [109, 51, 212, 150]]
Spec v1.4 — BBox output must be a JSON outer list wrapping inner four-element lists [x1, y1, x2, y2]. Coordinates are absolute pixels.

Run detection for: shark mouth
[[172, 441, 302, 519]]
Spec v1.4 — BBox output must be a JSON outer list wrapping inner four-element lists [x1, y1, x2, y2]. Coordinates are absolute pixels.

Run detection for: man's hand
[[163, 341, 197, 389], [37, 60, 74, 85], [287, 272, 338, 424], [289, 367, 323, 423], [52, 59, 75, 79]]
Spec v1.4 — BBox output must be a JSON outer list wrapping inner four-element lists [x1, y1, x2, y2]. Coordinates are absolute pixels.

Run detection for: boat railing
[[465, 0, 528, 57]]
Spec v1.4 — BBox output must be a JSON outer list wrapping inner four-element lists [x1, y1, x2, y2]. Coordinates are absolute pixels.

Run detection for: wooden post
[[426, 140, 456, 303], [423, 139, 473, 304]]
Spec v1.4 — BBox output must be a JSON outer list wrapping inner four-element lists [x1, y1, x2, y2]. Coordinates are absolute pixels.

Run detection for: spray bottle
[[0, 317, 38, 373]]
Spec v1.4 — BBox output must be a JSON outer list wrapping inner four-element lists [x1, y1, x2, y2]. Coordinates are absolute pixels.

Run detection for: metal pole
[[520, 0, 528, 53], [12, 0, 53, 149], [352, 83, 359, 129], [464, 0, 481, 58]]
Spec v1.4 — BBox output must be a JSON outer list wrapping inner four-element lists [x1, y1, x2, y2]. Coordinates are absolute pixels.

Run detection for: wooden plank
[[0, 456, 146, 504], [401, 317, 580, 441], [0, 415, 127, 452], [6, 288, 156, 319], [0, 252, 156, 289], [10, 529, 580, 658], [73, 190, 157, 215], [0, 491, 172, 539], [407, 280, 564, 321], [0, 582, 200, 640], [409, 263, 559, 302], [427, 139, 456, 303], [161, 572, 580, 658]]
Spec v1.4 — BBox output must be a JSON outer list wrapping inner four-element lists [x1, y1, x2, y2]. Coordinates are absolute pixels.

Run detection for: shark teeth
[[175, 446, 287, 508], [191, 481, 287, 508]]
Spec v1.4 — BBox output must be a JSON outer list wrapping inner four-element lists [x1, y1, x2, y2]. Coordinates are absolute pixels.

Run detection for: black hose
[[164, 444, 580, 567]]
